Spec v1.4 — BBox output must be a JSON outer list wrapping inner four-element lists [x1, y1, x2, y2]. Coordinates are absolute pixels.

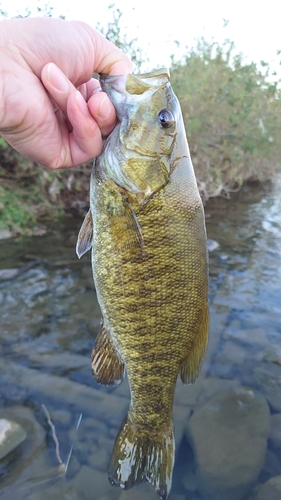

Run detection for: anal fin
[[91, 321, 124, 387]]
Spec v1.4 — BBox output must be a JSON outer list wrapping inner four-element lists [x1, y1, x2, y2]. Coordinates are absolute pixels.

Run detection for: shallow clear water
[[0, 180, 280, 500]]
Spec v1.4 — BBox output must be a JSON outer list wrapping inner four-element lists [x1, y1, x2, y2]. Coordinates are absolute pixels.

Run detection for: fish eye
[[158, 109, 174, 128]]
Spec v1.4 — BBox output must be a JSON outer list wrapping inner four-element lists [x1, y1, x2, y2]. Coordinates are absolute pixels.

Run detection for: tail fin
[[108, 413, 175, 500]]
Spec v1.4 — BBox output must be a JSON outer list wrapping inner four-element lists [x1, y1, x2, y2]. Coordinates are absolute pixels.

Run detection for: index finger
[[76, 21, 134, 76]]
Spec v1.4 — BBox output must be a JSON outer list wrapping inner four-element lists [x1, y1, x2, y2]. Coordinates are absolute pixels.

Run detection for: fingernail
[[47, 63, 69, 92], [75, 90, 89, 116], [98, 94, 111, 120]]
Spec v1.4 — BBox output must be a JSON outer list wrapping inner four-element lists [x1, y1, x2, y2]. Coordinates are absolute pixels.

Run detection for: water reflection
[[0, 180, 280, 499]]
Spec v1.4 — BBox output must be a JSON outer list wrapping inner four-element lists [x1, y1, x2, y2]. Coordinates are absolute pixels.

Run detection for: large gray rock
[[0, 406, 46, 499], [0, 418, 26, 460], [186, 387, 270, 500]]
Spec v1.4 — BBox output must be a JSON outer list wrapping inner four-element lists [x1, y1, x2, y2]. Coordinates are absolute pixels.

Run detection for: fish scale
[[76, 68, 209, 499]]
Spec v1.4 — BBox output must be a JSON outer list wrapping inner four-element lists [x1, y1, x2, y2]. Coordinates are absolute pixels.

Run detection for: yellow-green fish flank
[[76, 68, 209, 500]]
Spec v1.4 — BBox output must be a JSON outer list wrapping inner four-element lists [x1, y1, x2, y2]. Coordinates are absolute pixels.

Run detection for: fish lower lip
[[99, 74, 127, 92]]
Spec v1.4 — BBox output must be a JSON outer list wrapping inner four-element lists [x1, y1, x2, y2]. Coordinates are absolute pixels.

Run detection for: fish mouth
[[99, 68, 169, 90], [99, 68, 170, 88], [99, 74, 128, 120], [99, 69, 171, 120], [99, 74, 127, 94]]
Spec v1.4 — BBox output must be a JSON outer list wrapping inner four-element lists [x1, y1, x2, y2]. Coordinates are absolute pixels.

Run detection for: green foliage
[[96, 4, 145, 70], [0, 138, 66, 233], [0, 137, 9, 148], [0, 186, 36, 232], [170, 38, 281, 199], [0, 0, 64, 19]]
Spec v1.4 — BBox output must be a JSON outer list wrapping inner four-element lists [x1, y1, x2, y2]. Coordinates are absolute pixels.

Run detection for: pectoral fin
[[180, 304, 209, 384], [76, 209, 93, 259], [91, 321, 125, 387], [119, 199, 144, 254], [105, 184, 145, 258]]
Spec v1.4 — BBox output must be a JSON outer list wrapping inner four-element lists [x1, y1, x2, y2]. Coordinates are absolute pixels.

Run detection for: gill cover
[[98, 69, 180, 202]]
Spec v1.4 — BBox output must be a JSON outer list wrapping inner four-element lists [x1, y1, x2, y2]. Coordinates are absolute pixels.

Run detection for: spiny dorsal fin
[[76, 209, 93, 259], [91, 321, 125, 387]]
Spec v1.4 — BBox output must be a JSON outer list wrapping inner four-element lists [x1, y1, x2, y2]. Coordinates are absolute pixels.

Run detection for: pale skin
[[0, 17, 133, 169]]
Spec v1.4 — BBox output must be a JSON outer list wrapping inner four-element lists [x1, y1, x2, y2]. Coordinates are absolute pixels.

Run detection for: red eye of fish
[[158, 109, 174, 128]]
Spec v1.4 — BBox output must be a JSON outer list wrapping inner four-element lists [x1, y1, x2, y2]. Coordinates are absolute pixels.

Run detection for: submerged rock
[[261, 448, 281, 480], [0, 268, 21, 281], [0, 418, 26, 460], [74, 466, 116, 499], [207, 239, 220, 252], [268, 413, 281, 450], [182, 469, 197, 492], [223, 327, 269, 348], [0, 406, 46, 498], [0, 229, 13, 240], [254, 475, 281, 500], [118, 482, 157, 499], [221, 340, 246, 365], [254, 362, 281, 412], [262, 346, 281, 365], [28, 482, 87, 500], [186, 387, 270, 500]]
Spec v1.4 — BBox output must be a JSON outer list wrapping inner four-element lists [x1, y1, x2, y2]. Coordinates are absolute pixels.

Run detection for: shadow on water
[[0, 179, 281, 499]]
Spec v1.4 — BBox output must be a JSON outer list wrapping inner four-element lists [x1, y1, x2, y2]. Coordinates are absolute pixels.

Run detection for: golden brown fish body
[[77, 69, 209, 499]]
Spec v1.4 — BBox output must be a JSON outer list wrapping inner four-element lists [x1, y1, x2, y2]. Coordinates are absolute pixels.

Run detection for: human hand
[[0, 17, 132, 168]]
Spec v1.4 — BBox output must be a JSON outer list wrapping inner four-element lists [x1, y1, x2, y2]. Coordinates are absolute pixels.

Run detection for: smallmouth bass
[[76, 68, 209, 499]]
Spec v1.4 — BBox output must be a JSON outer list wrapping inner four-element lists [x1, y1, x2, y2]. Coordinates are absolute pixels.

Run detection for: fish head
[[98, 69, 189, 201]]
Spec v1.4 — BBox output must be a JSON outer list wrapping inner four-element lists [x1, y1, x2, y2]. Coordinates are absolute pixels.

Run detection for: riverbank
[[0, 145, 278, 238], [0, 180, 280, 499]]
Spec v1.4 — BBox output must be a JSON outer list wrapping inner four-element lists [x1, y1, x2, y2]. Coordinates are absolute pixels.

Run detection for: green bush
[[170, 38, 281, 200], [0, 186, 36, 232], [0, 139, 66, 233]]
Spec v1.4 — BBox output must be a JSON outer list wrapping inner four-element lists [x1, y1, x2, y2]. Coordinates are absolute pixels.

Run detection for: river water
[[0, 180, 280, 500]]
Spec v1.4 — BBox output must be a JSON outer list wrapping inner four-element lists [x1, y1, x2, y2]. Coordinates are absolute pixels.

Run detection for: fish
[[76, 68, 209, 499]]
